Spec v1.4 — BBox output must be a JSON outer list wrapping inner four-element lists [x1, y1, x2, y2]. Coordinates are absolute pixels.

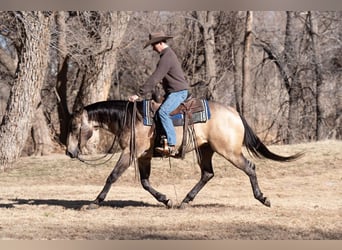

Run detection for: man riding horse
[[66, 31, 303, 209], [129, 31, 189, 157]]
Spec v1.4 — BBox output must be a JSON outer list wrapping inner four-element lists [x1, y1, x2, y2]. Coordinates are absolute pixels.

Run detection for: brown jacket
[[139, 47, 189, 97]]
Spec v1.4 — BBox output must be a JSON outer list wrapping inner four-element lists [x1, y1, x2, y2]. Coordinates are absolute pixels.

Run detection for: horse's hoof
[[178, 202, 189, 209], [87, 203, 100, 210], [165, 199, 173, 209], [263, 197, 271, 207]]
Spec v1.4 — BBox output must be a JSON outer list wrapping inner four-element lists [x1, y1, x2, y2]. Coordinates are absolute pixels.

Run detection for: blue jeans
[[158, 90, 188, 146]]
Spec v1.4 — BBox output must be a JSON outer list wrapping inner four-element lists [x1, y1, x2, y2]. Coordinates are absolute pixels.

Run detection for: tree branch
[[254, 38, 291, 93]]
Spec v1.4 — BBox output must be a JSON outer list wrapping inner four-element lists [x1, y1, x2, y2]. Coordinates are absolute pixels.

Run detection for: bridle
[[75, 112, 120, 166], [75, 101, 138, 168], [76, 132, 119, 166]]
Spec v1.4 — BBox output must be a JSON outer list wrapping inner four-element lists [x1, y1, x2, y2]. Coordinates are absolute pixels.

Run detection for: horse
[[66, 99, 302, 209]]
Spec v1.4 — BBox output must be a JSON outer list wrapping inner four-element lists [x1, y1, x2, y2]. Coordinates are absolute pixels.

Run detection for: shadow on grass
[[1, 198, 263, 211], [1, 198, 159, 210]]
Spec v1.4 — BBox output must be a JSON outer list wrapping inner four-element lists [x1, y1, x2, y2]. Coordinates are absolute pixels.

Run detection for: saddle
[[143, 96, 211, 158]]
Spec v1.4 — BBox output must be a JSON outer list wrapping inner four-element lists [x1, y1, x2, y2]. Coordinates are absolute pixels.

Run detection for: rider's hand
[[128, 95, 139, 102]]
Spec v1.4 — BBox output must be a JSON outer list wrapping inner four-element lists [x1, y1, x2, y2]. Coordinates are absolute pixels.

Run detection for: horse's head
[[66, 110, 94, 158]]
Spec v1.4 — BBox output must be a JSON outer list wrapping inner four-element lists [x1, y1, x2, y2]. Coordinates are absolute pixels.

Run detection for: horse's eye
[[72, 125, 79, 132]]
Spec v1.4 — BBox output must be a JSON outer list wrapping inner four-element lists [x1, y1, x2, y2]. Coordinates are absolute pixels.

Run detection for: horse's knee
[[140, 178, 150, 190], [202, 171, 214, 182], [244, 159, 256, 176]]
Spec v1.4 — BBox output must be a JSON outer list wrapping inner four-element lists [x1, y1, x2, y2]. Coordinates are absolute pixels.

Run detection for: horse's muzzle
[[66, 148, 79, 158]]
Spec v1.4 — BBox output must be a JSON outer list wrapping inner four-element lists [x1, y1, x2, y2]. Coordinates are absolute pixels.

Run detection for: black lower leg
[[181, 144, 214, 206], [139, 157, 171, 207], [93, 153, 130, 204], [245, 159, 270, 207], [181, 171, 214, 205], [141, 179, 170, 206]]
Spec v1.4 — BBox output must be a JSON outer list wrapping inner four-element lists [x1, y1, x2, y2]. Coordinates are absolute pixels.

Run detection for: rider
[[129, 31, 189, 156]]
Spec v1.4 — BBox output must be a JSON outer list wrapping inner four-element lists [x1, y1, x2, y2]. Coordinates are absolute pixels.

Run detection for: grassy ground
[[0, 140, 341, 239]]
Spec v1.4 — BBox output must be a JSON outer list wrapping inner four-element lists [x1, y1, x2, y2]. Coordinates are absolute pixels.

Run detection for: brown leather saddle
[[143, 96, 211, 158]]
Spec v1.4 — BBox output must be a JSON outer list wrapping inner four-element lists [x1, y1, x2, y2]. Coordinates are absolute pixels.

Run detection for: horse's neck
[[86, 100, 141, 137]]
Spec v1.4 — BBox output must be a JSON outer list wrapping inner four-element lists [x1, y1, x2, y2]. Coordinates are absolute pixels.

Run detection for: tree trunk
[[232, 41, 242, 113], [0, 11, 52, 170], [55, 11, 71, 145], [308, 11, 324, 140], [284, 11, 304, 144], [31, 105, 54, 155], [196, 11, 218, 100], [241, 11, 253, 117], [74, 12, 131, 109], [73, 12, 130, 153], [27, 12, 64, 155]]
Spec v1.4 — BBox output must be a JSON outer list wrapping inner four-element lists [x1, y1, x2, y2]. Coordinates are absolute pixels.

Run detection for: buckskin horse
[[66, 99, 302, 209]]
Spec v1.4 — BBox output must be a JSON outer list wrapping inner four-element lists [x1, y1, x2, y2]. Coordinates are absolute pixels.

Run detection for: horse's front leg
[[139, 157, 173, 208], [179, 144, 214, 209], [89, 150, 130, 209]]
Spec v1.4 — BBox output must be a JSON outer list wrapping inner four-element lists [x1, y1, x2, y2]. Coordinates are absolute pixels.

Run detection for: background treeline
[[0, 11, 341, 169]]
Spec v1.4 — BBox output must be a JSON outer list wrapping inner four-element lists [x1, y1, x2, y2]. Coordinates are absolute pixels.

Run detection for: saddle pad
[[143, 99, 211, 126]]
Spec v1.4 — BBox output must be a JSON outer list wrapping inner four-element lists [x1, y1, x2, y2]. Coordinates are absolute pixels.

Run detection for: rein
[[76, 134, 119, 166], [129, 101, 138, 177]]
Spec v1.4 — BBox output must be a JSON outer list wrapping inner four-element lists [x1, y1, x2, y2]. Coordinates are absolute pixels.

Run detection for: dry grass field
[[0, 140, 341, 239]]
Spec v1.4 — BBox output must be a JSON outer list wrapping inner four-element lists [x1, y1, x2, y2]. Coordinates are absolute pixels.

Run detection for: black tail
[[240, 115, 303, 162]]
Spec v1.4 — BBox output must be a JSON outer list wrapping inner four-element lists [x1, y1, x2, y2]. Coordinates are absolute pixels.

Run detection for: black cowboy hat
[[143, 31, 173, 49]]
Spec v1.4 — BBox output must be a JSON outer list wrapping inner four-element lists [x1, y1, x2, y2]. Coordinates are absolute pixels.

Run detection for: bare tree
[[194, 11, 218, 100], [70, 12, 130, 110], [283, 11, 304, 143], [1, 11, 340, 161], [255, 11, 319, 143], [241, 11, 253, 117], [307, 11, 326, 140], [63, 11, 131, 153], [54, 11, 71, 145], [0, 11, 52, 170], [0, 12, 55, 156]]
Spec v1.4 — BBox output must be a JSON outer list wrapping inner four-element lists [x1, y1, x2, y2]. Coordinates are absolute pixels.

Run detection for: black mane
[[84, 100, 143, 132]]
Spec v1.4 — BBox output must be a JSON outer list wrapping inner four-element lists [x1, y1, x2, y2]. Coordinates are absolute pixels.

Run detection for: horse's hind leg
[[230, 153, 271, 207], [179, 143, 214, 209], [138, 157, 173, 208]]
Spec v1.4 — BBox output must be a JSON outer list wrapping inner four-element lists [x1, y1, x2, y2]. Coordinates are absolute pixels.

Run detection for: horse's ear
[[72, 106, 84, 116], [81, 109, 88, 123], [70, 108, 84, 120]]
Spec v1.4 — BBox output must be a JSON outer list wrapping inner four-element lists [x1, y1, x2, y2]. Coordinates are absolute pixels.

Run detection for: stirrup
[[155, 146, 178, 157]]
